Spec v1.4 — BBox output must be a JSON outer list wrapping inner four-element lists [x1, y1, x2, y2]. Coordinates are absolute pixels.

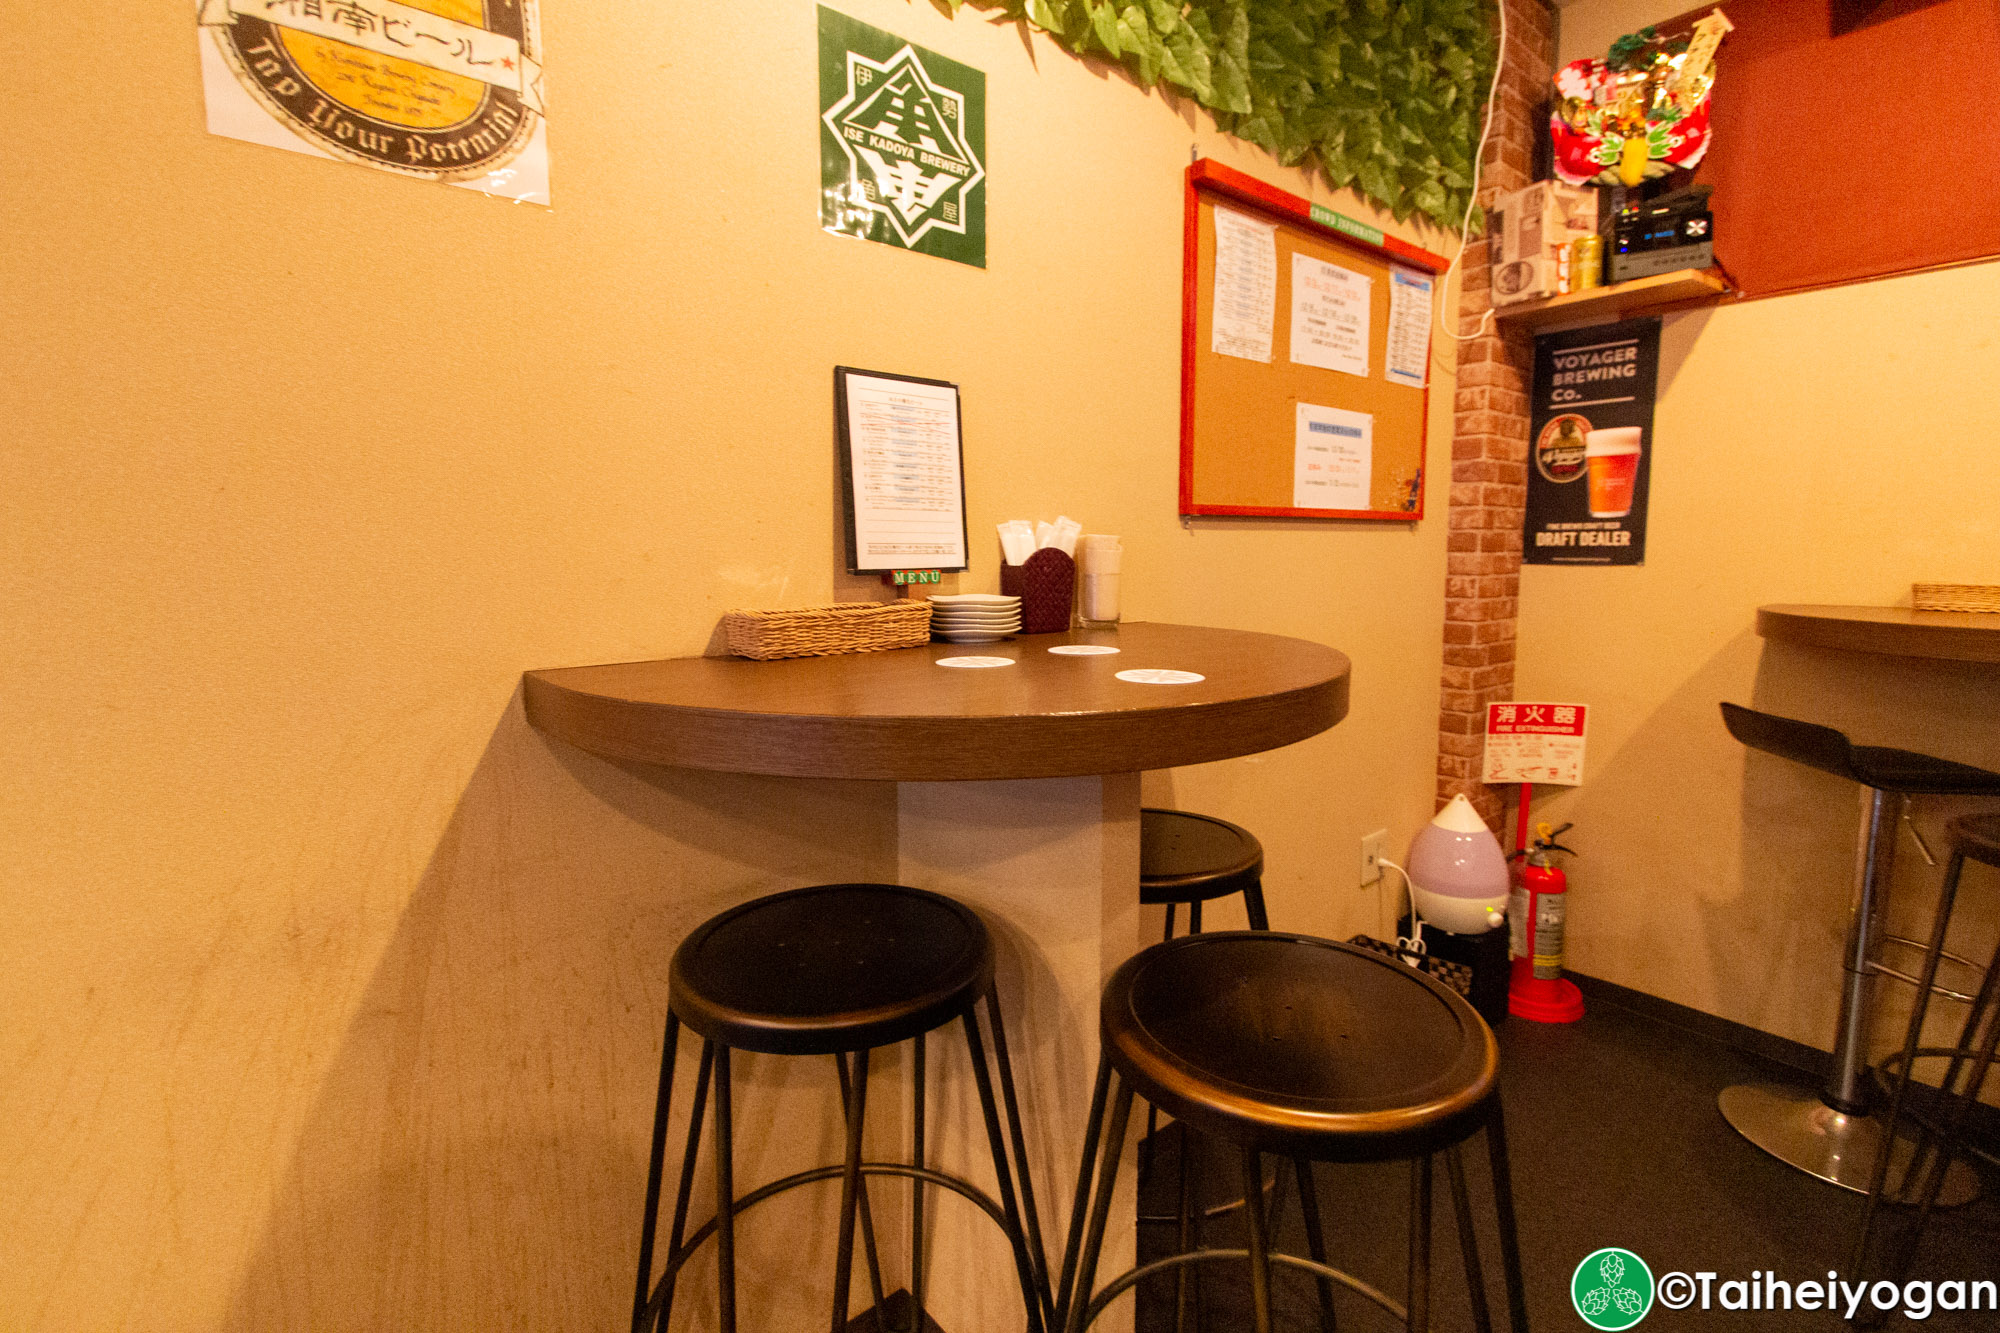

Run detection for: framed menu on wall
[[835, 366, 969, 575]]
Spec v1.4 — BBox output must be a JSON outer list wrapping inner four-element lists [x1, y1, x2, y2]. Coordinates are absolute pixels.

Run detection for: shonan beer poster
[[1524, 318, 1660, 566], [198, 0, 550, 205], [818, 7, 986, 268]]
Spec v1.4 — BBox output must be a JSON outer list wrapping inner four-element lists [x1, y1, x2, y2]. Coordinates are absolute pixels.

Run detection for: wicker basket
[[1913, 583, 2000, 614], [722, 601, 933, 660]]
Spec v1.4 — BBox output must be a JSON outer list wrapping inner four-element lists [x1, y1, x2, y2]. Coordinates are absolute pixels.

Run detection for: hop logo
[[1571, 1248, 1655, 1330]]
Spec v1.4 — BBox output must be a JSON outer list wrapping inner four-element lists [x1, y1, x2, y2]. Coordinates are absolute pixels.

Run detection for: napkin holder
[[1001, 548, 1075, 634]]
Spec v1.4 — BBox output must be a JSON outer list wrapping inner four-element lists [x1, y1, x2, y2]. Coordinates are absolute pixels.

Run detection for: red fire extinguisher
[[1508, 821, 1586, 1023]]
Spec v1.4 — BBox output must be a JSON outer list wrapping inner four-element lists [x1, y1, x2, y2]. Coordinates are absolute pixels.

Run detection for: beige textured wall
[[1523, 0, 2000, 1060], [0, 3, 1460, 1327]]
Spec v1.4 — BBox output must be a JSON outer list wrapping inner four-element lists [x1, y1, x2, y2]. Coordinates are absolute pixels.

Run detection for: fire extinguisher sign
[[1483, 702, 1588, 785]]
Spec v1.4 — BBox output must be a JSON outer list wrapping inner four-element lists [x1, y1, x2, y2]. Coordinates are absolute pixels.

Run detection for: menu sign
[[1483, 702, 1588, 786], [835, 367, 969, 574], [1523, 318, 1659, 566]]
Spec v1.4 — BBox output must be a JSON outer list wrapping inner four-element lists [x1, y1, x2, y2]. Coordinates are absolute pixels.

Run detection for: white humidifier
[[1405, 794, 1510, 935]]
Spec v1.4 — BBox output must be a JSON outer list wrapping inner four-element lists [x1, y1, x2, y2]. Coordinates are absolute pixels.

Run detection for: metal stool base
[[1718, 1081, 1979, 1206]]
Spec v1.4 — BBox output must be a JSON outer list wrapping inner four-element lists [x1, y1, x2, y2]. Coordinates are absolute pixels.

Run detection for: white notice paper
[[1294, 403, 1373, 510], [844, 373, 968, 571], [1211, 208, 1277, 362], [1386, 266, 1434, 388], [1289, 255, 1370, 377]]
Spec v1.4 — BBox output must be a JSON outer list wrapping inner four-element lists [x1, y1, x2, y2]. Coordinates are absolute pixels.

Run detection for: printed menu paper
[[1211, 207, 1276, 362], [1385, 267, 1434, 388], [1483, 702, 1588, 786], [843, 373, 967, 570], [1294, 403, 1373, 510], [1289, 255, 1369, 377]]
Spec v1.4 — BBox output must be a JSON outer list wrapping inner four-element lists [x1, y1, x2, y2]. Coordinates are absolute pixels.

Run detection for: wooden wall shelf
[[1494, 268, 1732, 329], [1756, 604, 2000, 665]]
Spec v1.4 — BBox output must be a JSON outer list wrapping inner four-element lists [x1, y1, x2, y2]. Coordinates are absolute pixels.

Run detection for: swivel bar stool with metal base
[[1057, 932, 1529, 1333], [631, 884, 1052, 1333], [1718, 703, 2000, 1203], [1852, 812, 2000, 1302]]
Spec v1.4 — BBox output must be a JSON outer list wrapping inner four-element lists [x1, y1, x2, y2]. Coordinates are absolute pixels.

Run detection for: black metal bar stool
[[1853, 812, 2000, 1296], [1057, 931, 1529, 1333], [1718, 703, 2000, 1202], [1142, 808, 1270, 936], [1138, 808, 1270, 1179], [631, 883, 1052, 1333]]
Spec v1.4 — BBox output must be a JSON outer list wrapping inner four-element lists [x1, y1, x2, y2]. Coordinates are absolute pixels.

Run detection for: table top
[[523, 622, 1351, 781], [1756, 605, 2000, 665]]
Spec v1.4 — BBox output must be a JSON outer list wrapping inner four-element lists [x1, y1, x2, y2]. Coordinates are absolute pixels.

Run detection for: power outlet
[[1360, 828, 1388, 888]]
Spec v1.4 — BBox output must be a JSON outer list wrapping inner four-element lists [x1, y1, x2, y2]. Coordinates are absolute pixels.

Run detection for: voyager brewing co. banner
[[1523, 317, 1660, 566]]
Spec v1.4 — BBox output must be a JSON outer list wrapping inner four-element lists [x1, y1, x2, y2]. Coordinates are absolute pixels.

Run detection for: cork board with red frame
[[1180, 159, 1448, 519]]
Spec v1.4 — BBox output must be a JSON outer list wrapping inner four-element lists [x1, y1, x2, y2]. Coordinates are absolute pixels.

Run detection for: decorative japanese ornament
[[1551, 10, 1732, 187]]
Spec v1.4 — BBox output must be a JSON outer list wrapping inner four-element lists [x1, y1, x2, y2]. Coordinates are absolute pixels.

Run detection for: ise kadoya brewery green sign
[[818, 7, 986, 268]]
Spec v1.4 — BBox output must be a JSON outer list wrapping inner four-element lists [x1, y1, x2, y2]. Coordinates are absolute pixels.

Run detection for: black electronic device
[[1611, 184, 1714, 282]]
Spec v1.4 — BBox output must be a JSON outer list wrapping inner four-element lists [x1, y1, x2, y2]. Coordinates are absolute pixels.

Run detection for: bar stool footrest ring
[[1076, 1247, 1407, 1330], [1869, 1049, 2000, 1177], [643, 1161, 1034, 1330], [1867, 942, 1986, 1005]]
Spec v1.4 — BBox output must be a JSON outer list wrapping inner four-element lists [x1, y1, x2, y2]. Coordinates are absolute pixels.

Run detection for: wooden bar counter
[[523, 621, 1350, 781], [1756, 604, 2000, 665], [523, 622, 1350, 1331]]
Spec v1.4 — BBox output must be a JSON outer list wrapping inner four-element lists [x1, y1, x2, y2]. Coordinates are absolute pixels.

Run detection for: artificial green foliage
[[1605, 25, 1687, 72], [929, 0, 1496, 231]]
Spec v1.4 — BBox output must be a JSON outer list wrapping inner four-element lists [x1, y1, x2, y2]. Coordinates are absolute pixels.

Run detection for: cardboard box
[[1489, 182, 1598, 305]]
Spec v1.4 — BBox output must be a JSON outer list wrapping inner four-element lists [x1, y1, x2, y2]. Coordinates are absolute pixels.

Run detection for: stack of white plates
[[928, 594, 1022, 643]]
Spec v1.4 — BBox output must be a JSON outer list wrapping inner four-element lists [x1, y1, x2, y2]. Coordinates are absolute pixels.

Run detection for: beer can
[[1569, 234, 1604, 290]]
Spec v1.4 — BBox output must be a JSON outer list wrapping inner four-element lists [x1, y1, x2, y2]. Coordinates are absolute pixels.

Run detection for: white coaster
[[1115, 668, 1205, 685], [1048, 645, 1121, 656], [935, 656, 1016, 669]]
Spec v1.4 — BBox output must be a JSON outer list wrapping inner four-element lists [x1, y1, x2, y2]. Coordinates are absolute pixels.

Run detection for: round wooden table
[[523, 621, 1351, 780], [522, 621, 1350, 1332], [1757, 604, 2000, 665]]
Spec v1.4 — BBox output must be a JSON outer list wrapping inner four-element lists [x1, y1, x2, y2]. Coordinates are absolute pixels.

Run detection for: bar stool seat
[[669, 883, 988, 1054], [633, 884, 1051, 1333], [1140, 809, 1269, 929], [1059, 932, 1528, 1333], [1853, 812, 2000, 1305], [1718, 703, 2000, 1203], [1720, 704, 2000, 797]]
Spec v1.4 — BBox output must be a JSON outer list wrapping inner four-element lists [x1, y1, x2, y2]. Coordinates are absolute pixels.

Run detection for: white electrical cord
[[1436, 0, 1511, 344], [1375, 857, 1427, 959]]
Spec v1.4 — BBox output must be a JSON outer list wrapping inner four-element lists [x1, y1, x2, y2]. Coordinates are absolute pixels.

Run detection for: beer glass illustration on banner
[[1584, 427, 1642, 518]]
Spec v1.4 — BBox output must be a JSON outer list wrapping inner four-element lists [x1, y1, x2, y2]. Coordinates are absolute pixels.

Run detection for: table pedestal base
[[895, 775, 1142, 1333]]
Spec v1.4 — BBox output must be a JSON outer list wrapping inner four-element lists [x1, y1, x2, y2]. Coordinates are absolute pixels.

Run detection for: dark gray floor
[[1126, 996, 2000, 1331]]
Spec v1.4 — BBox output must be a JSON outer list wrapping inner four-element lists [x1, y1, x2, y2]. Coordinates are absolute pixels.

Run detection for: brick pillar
[[1436, 0, 1555, 826]]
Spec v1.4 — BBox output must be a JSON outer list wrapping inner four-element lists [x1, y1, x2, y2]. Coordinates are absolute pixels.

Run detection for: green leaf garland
[[935, 0, 1496, 231]]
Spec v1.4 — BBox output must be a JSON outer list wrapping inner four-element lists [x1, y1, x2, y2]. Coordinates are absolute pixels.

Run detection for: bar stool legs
[[1059, 1057, 1529, 1333], [965, 989, 1054, 1330], [1445, 1146, 1495, 1333], [1852, 832, 2000, 1309], [633, 992, 1050, 1333], [1485, 1102, 1531, 1333]]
